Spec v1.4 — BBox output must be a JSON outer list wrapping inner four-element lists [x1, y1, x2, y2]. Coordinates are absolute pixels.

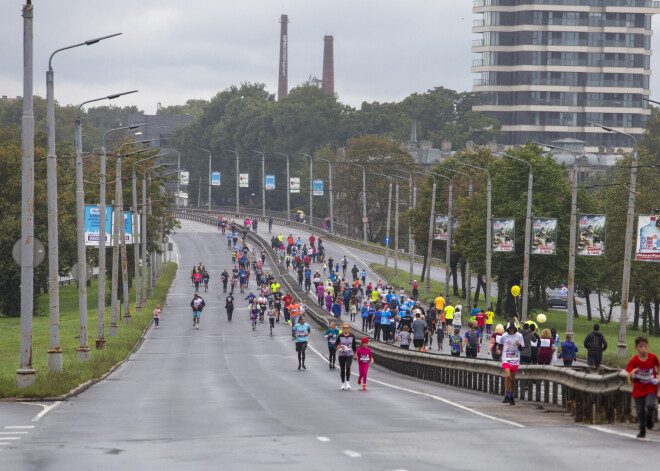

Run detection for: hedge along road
[[264, 219, 618, 322], [1, 218, 657, 469]]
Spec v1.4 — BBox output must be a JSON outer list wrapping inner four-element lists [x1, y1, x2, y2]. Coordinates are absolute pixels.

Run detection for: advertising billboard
[[265, 175, 275, 190], [578, 214, 606, 256], [289, 177, 300, 193], [313, 179, 323, 196], [493, 219, 515, 252], [531, 218, 557, 255], [636, 215, 660, 261]]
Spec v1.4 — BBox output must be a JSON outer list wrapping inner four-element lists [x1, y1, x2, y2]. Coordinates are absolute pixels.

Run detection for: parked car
[[547, 289, 568, 309]]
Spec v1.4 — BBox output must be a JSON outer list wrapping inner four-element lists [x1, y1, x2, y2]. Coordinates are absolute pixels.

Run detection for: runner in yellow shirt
[[434, 295, 445, 311], [444, 302, 455, 336], [485, 306, 494, 339]]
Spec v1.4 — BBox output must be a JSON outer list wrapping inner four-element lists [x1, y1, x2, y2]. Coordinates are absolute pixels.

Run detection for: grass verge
[[0, 262, 177, 398], [371, 263, 657, 369]]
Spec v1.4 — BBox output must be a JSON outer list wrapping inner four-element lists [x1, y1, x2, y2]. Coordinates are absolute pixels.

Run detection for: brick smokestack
[[278, 14, 289, 100], [322, 35, 334, 95]]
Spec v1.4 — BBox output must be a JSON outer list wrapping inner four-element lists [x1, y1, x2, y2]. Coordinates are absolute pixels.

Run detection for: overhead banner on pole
[[84, 205, 112, 246], [578, 214, 606, 256], [239, 173, 249, 188], [211, 171, 221, 186], [289, 177, 300, 193], [636, 215, 660, 261], [122, 211, 135, 245], [434, 215, 450, 241], [531, 218, 557, 255], [179, 171, 189, 185], [313, 179, 323, 196], [265, 175, 275, 190], [493, 219, 515, 252]]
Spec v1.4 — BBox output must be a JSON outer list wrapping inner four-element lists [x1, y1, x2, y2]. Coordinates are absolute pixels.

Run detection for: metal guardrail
[[174, 209, 635, 424], [181, 207, 446, 267]]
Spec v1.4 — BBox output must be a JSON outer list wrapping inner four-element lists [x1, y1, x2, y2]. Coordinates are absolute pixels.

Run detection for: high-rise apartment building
[[472, 0, 660, 150]]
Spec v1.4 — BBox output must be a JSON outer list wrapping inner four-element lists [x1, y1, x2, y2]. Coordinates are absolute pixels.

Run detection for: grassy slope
[[0, 263, 177, 398], [371, 264, 657, 369]]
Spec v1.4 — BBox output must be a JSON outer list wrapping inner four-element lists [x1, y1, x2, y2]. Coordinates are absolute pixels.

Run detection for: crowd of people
[[174, 221, 658, 431]]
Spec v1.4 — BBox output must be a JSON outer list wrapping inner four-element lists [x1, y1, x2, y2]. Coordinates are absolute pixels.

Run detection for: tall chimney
[[278, 14, 289, 100], [322, 35, 334, 95]]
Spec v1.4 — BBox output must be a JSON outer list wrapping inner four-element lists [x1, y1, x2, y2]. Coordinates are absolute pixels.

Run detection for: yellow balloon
[[537, 313, 547, 324], [511, 285, 521, 297]]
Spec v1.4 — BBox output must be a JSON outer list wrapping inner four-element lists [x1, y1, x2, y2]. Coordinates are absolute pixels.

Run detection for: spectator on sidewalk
[[584, 323, 608, 371]]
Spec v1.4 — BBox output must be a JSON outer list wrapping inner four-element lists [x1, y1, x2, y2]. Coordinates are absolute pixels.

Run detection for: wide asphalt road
[[0, 219, 657, 470]]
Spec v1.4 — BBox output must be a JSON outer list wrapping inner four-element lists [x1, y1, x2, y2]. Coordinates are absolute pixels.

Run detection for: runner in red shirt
[[282, 291, 293, 324], [626, 335, 660, 438], [309, 235, 315, 246], [475, 309, 487, 345]]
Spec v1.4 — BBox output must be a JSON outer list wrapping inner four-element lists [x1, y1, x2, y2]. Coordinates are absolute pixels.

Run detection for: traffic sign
[[383, 237, 391, 245], [12, 238, 46, 267], [362, 216, 369, 223]]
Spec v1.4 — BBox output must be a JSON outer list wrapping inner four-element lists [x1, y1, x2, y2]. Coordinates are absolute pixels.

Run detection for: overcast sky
[[2, 1, 660, 115]]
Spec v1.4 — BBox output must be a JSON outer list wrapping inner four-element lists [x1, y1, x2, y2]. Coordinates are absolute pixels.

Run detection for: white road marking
[[4, 426, 34, 429], [307, 344, 524, 428], [0, 437, 22, 440], [17, 401, 62, 422], [0, 432, 28, 435], [586, 425, 660, 442], [316, 436, 331, 442], [344, 449, 361, 458]]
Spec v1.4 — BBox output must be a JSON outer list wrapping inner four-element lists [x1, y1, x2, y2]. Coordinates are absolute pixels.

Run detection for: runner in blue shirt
[[380, 307, 392, 342], [292, 316, 311, 370], [373, 309, 382, 341]]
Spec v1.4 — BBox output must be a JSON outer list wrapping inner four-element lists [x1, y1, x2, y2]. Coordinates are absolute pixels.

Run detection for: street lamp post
[[132, 152, 163, 314], [274, 152, 291, 221], [347, 162, 368, 242], [394, 183, 400, 276], [442, 168, 473, 306], [251, 151, 266, 217], [297, 153, 314, 227], [225, 150, 240, 213], [458, 162, 492, 308], [395, 170, 417, 283], [315, 157, 334, 233], [373, 173, 394, 267], [587, 121, 638, 356], [17, 2, 36, 388], [44, 32, 122, 371], [98, 123, 144, 350], [497, 152, 533, 320], [539, 143, 578, 337], [200, 149, 212, 210], [73, 91, 137, 361]]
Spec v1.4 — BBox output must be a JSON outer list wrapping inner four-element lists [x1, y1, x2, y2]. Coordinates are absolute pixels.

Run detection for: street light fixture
[[394, 169, 417, 284], [538, 142, 579, 338], [297, 153, 314, 228], [372, 173, 395, 267], [457, 162, 492, 309], [251, 150, 266, 217], [200, 149, 212, 211], [495, 151, 533, 320], [274, 152, 291, 221], [440, 167, 473, 307], [225, 150, 240, 213], [44, 32, 122, 372], [72, 90, 137, 361], [586, 120, 638, 357]]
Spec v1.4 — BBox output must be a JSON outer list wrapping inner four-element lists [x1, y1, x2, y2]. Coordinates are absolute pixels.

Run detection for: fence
[[174, 209, 636, 425]]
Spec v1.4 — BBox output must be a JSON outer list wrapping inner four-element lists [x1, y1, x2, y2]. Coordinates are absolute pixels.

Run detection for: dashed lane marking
[[343, 450, 361, 458], [4, 426, 34, 429], [307, 344, 524, 429], [316, 436, 331, 442]]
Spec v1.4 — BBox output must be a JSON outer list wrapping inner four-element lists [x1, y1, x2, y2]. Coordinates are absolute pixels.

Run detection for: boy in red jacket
[[626, 335, 659, 438]]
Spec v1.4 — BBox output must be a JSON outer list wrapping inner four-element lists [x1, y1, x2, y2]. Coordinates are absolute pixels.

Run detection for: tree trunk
[[606, 301, 614, 324], [540, 284, 548, 311], [459, 260, 466, 299], [450, 254, 459, 297], [474, 274, 483, 304], [647, 301, 655, 336], [496, 280, 504, 318], [585, 288, 592, 321], [642, 301, 648, 333], [573, 296, 579, 319], [597, 291, 605, 322], [420, 253, 427, 282], [655, 298, 660, 336], [633, 297, 640, 331]]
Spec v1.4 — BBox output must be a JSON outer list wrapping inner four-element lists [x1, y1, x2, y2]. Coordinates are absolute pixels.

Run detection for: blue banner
[[211, 171, 221, 186], [265, 175, 275, 190], [313, 179, 324, 196], [84, 205, 112, 247]]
